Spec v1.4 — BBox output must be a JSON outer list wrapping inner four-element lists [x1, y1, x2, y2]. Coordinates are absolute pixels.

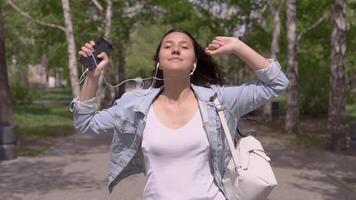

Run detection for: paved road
[[1, 127, 356, 200]]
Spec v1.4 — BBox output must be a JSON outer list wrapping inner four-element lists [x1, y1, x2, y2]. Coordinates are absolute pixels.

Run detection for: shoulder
[[112, 87, 160, 107]]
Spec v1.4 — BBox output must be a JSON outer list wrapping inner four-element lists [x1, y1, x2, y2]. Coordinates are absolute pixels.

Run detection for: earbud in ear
[[190, 63, 197, 75]]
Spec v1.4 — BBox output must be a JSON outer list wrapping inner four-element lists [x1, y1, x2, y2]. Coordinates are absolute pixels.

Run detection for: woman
[[71, 28, 289, 199]]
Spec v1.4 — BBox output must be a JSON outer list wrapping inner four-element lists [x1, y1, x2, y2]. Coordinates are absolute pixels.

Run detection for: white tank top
[[141, 105, 226, 200]]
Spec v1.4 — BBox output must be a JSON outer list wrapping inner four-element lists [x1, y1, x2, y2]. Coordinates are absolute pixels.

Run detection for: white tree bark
[[61, 0, 80, 97], [8, 0, 79, 97], [285, 0, 299, 133], [263, 0, 285, 122], [328, 0, 349, 150], [97, 0, 113, 108]]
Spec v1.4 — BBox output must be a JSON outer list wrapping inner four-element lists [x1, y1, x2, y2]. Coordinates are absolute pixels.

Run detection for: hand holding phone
[[78, 37, 113, 70]]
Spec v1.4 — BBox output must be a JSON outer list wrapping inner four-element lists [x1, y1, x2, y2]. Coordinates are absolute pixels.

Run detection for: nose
[[171, 46, 180, 55]]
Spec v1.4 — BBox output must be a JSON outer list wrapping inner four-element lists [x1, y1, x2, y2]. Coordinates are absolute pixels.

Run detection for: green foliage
[[10, 84, 42, 104], [126, 24, 168, 78], [3, 0, 355, 118]]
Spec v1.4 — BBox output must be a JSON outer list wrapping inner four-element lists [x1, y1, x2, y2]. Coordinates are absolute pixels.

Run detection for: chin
[[162, 63, 189, 71]]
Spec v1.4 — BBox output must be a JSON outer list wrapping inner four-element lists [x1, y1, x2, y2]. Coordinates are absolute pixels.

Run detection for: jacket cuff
[[69, 97, 97, 113], [254, 59, 282, 82]]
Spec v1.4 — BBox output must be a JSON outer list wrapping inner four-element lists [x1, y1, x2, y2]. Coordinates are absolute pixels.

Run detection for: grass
[[347, 103, 356, 122], [252, 116, 330, 150], [260, 94, 356, 150], [13, 88, 75, 156], [39, 87, 73, 101]]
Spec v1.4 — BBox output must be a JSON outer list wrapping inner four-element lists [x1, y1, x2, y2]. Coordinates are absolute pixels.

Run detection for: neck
[[160, 76, 193, 105]]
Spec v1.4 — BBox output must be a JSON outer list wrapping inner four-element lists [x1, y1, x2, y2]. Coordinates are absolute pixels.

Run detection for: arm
[[78, 40, 109, 101], [70, 40, 113, 134], [205, 36, 270, 70], [70, 97, 118, 134], [205, 37, 289, 118], [216, 59, 288, 118]]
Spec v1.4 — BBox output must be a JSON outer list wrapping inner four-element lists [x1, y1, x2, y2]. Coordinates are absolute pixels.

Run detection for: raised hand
[[205, 36, 241, 56], [78, 40, 109, 77]]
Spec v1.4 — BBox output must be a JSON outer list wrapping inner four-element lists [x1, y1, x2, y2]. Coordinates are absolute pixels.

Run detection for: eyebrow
[[163, 40, 190, 45]]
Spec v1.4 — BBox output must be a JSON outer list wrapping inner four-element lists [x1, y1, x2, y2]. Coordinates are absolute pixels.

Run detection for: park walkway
[[1, 121, 356, 200]]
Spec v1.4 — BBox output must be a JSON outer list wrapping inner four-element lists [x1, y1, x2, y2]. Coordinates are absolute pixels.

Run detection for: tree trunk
[[61, 0, 80, 97], [97, 0, 113, 108], [0, 5, 12, 126], [285, 0, 299, 133], [115, 42, 127, 99], [0, 3, 16, 160], [263, 0, 284, 122], [327, 0, 349, 150]]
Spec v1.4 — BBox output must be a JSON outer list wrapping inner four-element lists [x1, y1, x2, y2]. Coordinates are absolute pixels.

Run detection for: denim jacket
[[70, 59, 289, 195]]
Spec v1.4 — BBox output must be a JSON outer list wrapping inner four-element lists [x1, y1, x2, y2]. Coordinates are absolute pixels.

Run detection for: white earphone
[[190, 63, 197, 75], [156, 62, 197, 76], [78, 53, 197, 94]]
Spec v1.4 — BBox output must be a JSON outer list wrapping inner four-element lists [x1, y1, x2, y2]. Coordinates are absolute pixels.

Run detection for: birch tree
[[327, 0, 349, 150], [61, 0, 79, 97], [7, 0, 80, 97], [263, 0, 285, 122], [285, 0, 331, 133], [93, 0, 113, 108], [285, 0, 299, 133]]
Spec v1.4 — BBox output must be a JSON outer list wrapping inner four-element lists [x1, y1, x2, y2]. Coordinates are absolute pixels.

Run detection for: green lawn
[[13, 88, 75, 156]]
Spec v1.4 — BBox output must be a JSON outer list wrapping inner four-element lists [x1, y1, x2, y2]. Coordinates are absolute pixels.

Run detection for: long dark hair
[[151, 28, 224, 88]]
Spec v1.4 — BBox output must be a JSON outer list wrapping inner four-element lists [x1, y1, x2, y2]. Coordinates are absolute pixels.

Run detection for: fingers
[[205, 41, 223, 55], [205, 48, 221, 56], [78, 50, 87, 57], [204, 36, 230, 56], [215, 36, 227, 41], [97, 52, 108, 59], [85, 42, 94, 52], [96, 52, 109, 71], [206, 37, 225, 51], [212, 39, 225, 47], [208, 43, 220, 50], [78, 41, 95, 57]]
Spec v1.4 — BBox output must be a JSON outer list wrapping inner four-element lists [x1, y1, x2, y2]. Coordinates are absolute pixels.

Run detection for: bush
[[11, 84, 42, 104]]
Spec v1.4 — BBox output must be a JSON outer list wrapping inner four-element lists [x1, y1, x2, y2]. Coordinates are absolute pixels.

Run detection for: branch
[[266, 0, 276, 14], [266, 0, 286, 15], [297, 10, 331, 42], [7, 0, 65, 32], [91, 0, 104, 12]]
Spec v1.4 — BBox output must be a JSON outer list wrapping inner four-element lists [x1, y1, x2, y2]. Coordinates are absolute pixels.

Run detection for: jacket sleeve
[[217, 59, 289, 118], [69, 96, 123, 135]]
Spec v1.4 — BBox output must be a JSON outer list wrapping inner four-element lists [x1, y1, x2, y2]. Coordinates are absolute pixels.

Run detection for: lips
[[168, 57, 183, 61]]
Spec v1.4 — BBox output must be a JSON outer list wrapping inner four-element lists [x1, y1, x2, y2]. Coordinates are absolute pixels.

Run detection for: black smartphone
[[78, 37, 113, 70]]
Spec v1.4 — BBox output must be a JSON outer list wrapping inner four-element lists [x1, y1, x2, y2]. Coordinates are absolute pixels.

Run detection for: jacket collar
[[133, 83, 217, 115]]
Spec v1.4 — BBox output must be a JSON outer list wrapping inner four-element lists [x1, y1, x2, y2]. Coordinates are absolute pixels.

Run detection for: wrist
[[232, 39, 244, 55], [87, 68, 102, 80]]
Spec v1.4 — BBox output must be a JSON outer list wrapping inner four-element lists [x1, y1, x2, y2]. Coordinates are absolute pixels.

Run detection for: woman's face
[[158, 32, 196, 76]]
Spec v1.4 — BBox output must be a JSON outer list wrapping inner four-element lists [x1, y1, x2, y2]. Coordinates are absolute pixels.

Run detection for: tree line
[[0, 0, 354, 150]]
